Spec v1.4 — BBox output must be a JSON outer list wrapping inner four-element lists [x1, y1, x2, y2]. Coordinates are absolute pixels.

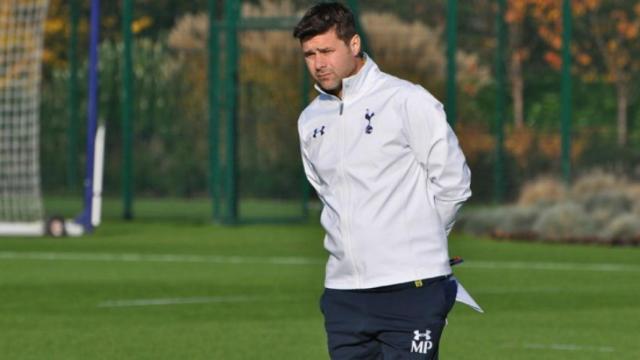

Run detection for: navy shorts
[[320, 276, 457, 359]]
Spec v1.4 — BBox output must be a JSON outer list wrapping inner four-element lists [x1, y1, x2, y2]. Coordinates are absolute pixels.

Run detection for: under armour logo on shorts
[[411, 329, 433, 354]]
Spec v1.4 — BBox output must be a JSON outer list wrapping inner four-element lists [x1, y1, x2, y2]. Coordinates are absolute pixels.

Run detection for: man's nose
[[315, 57, 326, 70]]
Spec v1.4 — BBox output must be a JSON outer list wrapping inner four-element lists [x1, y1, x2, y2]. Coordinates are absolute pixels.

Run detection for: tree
[[505, 0, 537, 128], [44, 0, 211, 70], [584, 1, 640, 146], [531, 0, 640, 146]]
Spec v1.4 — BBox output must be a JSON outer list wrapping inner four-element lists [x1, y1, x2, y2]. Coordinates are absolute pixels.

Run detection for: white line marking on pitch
[[0, 251, 323, 266], [98, 296, 258, 308], [1, 251, 639, 272], [523, 343, 615, 353], [475, 285, 637, 294], [464, 260, 640, 273]]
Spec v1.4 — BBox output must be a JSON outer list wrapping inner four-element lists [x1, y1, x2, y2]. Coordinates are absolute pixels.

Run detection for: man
[[294, 2, 472, 359]]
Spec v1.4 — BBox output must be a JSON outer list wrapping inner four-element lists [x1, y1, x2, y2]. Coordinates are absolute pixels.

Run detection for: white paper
[[452, 277, 484, 313]]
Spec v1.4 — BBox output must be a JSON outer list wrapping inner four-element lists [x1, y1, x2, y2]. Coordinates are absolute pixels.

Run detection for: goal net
[[0, 0, 49, 235]]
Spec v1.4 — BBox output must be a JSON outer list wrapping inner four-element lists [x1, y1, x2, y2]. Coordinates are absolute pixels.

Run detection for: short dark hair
[[292, 2, 357, 44]]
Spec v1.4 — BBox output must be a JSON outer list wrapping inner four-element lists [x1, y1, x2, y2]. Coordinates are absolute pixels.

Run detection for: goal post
[[0, 0, 104, 237], [0, 0, 49, 235]]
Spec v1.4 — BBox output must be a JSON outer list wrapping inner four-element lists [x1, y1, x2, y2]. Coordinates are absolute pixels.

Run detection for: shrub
[[459, 207, 508, 237], [570, 171, 627, 200], [628, 185, 640, 211], [493, 205, 540, 238], [461, 171, 640, 245], [603, 214, 640, 245], [517, 176, 566, 206], [579, 190, 634, 230], [532, 202, 596, 241]]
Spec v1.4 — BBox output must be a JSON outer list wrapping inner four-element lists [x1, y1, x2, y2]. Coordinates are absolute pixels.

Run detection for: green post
[[494, 0, 507, 203], [122, 0, 134, 219], [208, 0, 221, 222], [224, 0, 240, 224], [301, 65, 311, 219], [446, 0, 457, 127], [67, 0, 79, 191], [561, 0, 572, 184], [345, 0, 372, 56]]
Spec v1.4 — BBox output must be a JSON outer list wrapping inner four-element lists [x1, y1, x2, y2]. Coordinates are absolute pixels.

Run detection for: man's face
[[301, 28, 361, 96]]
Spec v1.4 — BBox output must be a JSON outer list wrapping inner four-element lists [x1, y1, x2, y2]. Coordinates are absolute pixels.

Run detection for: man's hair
[[292, 2, 357, 44]]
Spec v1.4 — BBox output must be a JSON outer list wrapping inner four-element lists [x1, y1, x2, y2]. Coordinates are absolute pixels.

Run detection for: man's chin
[[319, 82, 340, 94]]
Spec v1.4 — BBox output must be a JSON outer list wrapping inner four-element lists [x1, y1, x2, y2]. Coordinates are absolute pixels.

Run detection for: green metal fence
[[39, 0, 640, 222]]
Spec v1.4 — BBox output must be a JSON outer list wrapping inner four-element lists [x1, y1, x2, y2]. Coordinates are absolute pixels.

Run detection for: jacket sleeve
[[298, 117, 322, 190], [403, 86, 472, 234]]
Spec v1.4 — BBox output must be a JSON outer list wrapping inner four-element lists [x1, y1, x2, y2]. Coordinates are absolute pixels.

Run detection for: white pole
[[91, 123, 106, 226]]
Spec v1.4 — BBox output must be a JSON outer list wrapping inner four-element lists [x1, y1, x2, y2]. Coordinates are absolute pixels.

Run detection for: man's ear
[[349, 34, 361, 56]]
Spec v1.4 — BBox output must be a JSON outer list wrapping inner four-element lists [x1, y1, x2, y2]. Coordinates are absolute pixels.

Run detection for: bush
[[570, 171, 627, 200], [532, 202, 596, 242], [459, 170, 640, 245], [579, 190, 634, 230], [493, 205, 540, 238], [603, 214, 640, 245], [459, 207, 508, 237], [517, 176, 566, 206]]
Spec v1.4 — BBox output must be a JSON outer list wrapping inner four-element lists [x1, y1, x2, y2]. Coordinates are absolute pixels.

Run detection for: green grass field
[[1, 198, 639, 359]]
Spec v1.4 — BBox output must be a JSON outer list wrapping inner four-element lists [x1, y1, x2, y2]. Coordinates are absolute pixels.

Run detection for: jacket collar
[[314, 53, 377, 101]]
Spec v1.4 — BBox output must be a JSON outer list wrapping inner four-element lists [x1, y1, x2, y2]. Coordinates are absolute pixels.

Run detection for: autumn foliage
[[32, 0, 640, 199]]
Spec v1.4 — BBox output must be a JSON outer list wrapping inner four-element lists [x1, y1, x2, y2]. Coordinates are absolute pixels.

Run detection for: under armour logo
[[411, 329, 433, 354], [364, 109, 375, 134], [313, 126, 325, 138], [413, 330, 432, 341]]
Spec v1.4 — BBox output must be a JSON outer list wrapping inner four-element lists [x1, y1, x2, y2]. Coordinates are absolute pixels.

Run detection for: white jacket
[[298, 56, 471, 290]]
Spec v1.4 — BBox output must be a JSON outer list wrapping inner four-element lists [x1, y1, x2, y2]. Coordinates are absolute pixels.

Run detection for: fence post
[[208, 0, 221, 222], [561, 0, 572, 184], [345, 0, 372, 56], [122, 0, 134, 219], [224, 0, 240, 224]]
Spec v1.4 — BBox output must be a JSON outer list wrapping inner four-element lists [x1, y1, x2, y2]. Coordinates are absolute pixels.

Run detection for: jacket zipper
[[338, 99, 361, 288]]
